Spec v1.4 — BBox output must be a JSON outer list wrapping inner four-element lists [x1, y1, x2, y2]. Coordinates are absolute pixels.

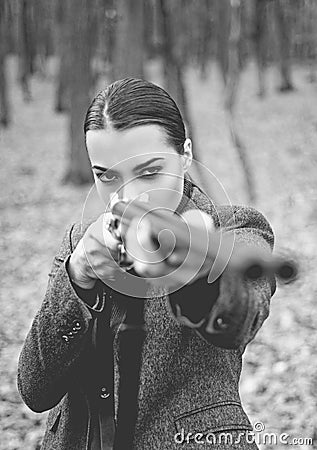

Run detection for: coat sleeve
[[17, 223, 104, 413], [168, 205, 276, 352]]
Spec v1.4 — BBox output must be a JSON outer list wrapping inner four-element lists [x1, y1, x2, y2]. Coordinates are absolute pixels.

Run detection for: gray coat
[[17, 183, 276, 449]]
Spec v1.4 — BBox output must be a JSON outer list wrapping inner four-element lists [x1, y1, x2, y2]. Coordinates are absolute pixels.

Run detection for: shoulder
[[212, 204, 274, 232], [189, 183, 274, 244]]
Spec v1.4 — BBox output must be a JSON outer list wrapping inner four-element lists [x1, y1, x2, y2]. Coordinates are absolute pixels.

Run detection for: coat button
[[100, 387, 110, 399], [214, 316, 230, 331], [62, 335, 70, 343], [72, 320, 82, 330]]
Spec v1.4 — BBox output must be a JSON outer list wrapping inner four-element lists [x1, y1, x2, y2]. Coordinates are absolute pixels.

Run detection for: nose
[[111, 180, 150, 206], [108, 186, 140, 209]]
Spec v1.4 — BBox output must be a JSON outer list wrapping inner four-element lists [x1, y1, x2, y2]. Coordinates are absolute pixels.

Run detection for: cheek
[[95, 180, 113, 210]]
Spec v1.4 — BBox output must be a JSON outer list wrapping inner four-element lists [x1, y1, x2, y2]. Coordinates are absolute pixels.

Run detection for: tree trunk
[[5, 0, 15, 53], [225, 0, 241, 112], [112, 0, 144, 80], [307, 0, 317, 83], [225, 0, 255, 204], [159, 0, 213, 197], [274, 0, 294, 92], [54, 0, 71, 112], [18, 0, 35, 102], [216, 0, 231, 83], [32, 0, 52, 77], [159, 0, 191, 136], [253, 0, 268, 97], [63, 0, 94, 185], [0, 0, 10, 127]]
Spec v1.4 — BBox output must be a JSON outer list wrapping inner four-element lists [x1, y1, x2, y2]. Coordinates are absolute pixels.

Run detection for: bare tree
[[17, 0, 36, 101], [306, 0, 317, 83], [63, 0, 95, 185], [159, 0, 212, 195], [274, 0, 295, 92], [159, 0, 188, 123], [32, 0, 53, 77], [54, 0, 71, 112], [112, 0, 144, 80], [196, 0, 213, 80], [253, 0, 269, 97], [0, 0, 10, 127], [215, 0, 231, 83], [224, 0, 256, 203]]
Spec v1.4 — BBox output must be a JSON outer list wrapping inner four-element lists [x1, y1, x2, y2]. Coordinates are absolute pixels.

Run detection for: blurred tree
[[253, 0, 269, 97], [274, 0, 295, 92], [196, 0, 213, 80], [159, 0, 212, 196], [224, 0, 256, 203], [306, 0, 317, 83], [112, 0, 144, 80], [225, 0, 241, 112], [215, 0, 231, 83], [54, 0, 71, 112], [102, 0, 117, 81], [215, 0, 248, 83], [33, 0, 54, 77], [144, 0, 159, 59], [63, 0, 95, 185], [0, 0, 10, 127], [18, 0, 36, 101], [5, 0, 17, 54], [54, 0, 100, 113], [159, 0, 188, 123]]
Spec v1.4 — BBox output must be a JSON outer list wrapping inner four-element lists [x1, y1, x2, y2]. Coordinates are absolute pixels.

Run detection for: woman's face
[[86, 125, 192, 212]]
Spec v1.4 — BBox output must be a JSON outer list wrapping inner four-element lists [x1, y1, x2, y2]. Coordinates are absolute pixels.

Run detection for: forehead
[[86, 125, 175, 169]]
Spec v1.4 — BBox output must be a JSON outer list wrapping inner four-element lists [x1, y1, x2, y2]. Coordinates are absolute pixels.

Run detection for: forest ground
[[1, 58, 317, 450]]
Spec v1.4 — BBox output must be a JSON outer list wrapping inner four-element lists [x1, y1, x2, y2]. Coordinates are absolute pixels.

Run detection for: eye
[[139, 166, 162, 178], [95, 171, 118, 183]]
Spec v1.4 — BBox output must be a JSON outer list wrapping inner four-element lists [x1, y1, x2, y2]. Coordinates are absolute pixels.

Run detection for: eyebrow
[[91, 157, 165, 173]]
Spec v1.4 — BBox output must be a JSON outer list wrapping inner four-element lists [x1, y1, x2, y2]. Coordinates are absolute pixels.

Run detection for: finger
[[134, 255, 199, 286], [133, 259, 172, 278], [102, 212, 122, 252], [125, 217, 163, 265], [137, 217, 158, 253]]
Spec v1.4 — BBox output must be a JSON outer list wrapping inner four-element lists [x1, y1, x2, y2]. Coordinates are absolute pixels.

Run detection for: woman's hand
[[68, 213, 126, 289], [124, 209, 216, 288]]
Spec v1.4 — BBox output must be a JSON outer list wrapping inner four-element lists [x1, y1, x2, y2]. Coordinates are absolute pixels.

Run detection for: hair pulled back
[[84, 78, 186, 154]]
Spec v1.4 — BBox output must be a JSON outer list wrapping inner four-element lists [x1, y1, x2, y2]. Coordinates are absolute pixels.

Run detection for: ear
[[181, 138, 193, 172]]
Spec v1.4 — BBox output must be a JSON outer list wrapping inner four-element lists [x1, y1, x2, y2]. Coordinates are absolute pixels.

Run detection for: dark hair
[[84, 78, 186, 154]]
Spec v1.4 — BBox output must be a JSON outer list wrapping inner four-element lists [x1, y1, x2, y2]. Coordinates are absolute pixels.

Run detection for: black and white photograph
[[0, 1, 316, 449]]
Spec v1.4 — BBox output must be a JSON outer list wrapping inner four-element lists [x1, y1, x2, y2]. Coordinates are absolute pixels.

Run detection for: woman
[[17, 78, 276, 449]]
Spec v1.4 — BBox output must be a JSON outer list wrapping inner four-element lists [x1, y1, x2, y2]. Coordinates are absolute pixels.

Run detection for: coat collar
[[175, 174, 193, 214]]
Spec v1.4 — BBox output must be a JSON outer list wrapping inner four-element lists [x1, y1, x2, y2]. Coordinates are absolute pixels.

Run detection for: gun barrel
[[111, 199, 298, 284]]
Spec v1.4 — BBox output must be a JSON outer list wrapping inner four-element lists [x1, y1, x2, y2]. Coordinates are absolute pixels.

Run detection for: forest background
[[1, 1, 317, 449]]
